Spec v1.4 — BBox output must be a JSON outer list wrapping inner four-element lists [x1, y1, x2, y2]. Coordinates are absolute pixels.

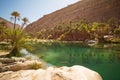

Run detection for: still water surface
[[30, 42, 120, 80]]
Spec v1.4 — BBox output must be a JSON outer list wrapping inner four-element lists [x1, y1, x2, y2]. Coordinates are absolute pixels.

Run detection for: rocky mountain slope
[[0, 17, 14, 28], [26, 0, 120, 33]]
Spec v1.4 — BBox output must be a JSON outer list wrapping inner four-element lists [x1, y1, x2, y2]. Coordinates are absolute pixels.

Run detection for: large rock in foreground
[[0, 65, 102, 80]]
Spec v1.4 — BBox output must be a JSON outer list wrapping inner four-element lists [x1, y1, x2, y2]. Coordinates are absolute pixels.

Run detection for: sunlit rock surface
[[0, 65, 102, 80]]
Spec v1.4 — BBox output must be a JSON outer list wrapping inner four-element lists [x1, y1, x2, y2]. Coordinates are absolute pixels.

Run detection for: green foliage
[[32, 62, 41, 70], [114, 28, 120, 38], [1, 11, 31, 57], [5, 28, 30, 57], [108, 17, 119, 28], [11, 11, 20, 17], [0, 21, 7, 41], [5, 28, 27, 47], [91, 22, 110, 40], [111, 38, 120, 43], [114, 28, 120, 34], [31, 17, 120, 42], [35, 20, 92, 41], [57, 34, 65, 40]]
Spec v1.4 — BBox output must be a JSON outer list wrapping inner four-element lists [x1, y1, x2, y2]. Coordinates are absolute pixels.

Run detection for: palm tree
[[6, 11, 30, 57], [22, 17, 29, 29], [6, 28, 28, 57], [91, 22, 109, 42], [108, 17, 119, 33], [114, 28, 120, 38], [11, 11, 20, 29], [10, 11, 20, 48]]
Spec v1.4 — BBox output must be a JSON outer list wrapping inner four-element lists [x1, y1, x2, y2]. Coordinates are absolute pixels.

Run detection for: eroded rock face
[[0, 65, 102, 80]]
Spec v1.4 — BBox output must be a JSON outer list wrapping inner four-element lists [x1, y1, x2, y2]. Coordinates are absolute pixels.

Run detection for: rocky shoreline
[[0, 57, 102, 80]]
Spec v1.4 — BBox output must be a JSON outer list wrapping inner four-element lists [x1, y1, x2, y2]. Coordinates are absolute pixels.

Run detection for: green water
[[31, 42, 120, 80]]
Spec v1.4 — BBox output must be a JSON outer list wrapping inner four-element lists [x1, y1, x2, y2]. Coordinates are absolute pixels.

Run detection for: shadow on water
[[28, 42, 120, 80]]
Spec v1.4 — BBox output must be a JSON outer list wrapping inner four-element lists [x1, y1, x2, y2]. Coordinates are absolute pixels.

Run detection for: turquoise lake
[[30, 42, 120, 80]]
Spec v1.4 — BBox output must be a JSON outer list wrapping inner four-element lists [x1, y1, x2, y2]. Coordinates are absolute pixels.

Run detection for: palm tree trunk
[[7, 46, 21, 57], [14, 17, 16, 29]]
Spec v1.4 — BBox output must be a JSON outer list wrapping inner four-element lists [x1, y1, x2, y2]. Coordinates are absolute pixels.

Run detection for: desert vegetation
[[32, 18, 120, 43], [0, 11, 30, 57]]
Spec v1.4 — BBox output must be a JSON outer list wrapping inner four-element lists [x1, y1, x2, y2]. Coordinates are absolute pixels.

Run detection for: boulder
[[0, 65, 102, 80]]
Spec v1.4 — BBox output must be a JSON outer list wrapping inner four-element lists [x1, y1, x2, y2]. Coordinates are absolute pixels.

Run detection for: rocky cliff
[[26, 0, 120, 33]]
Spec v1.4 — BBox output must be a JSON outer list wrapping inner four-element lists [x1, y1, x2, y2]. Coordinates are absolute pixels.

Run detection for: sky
[[0, 0, 80, 24]]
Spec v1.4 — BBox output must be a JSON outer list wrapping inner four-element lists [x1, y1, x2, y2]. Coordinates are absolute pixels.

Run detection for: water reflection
[[31, 42, 120, 66]]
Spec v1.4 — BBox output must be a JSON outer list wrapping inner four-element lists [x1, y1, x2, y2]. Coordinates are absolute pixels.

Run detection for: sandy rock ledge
[[0, 57, 42, 72]]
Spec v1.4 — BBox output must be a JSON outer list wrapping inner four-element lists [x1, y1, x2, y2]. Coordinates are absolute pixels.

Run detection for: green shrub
[[32, 62, 41, 70]]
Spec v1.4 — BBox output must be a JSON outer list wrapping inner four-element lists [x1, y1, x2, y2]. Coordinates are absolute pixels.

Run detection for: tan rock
[[0, 57, 26, 63], [0, 60, 42, 72], [0, 51, 9, 56], [0, 63, 2, 67], [0, 65, 102, 80]]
